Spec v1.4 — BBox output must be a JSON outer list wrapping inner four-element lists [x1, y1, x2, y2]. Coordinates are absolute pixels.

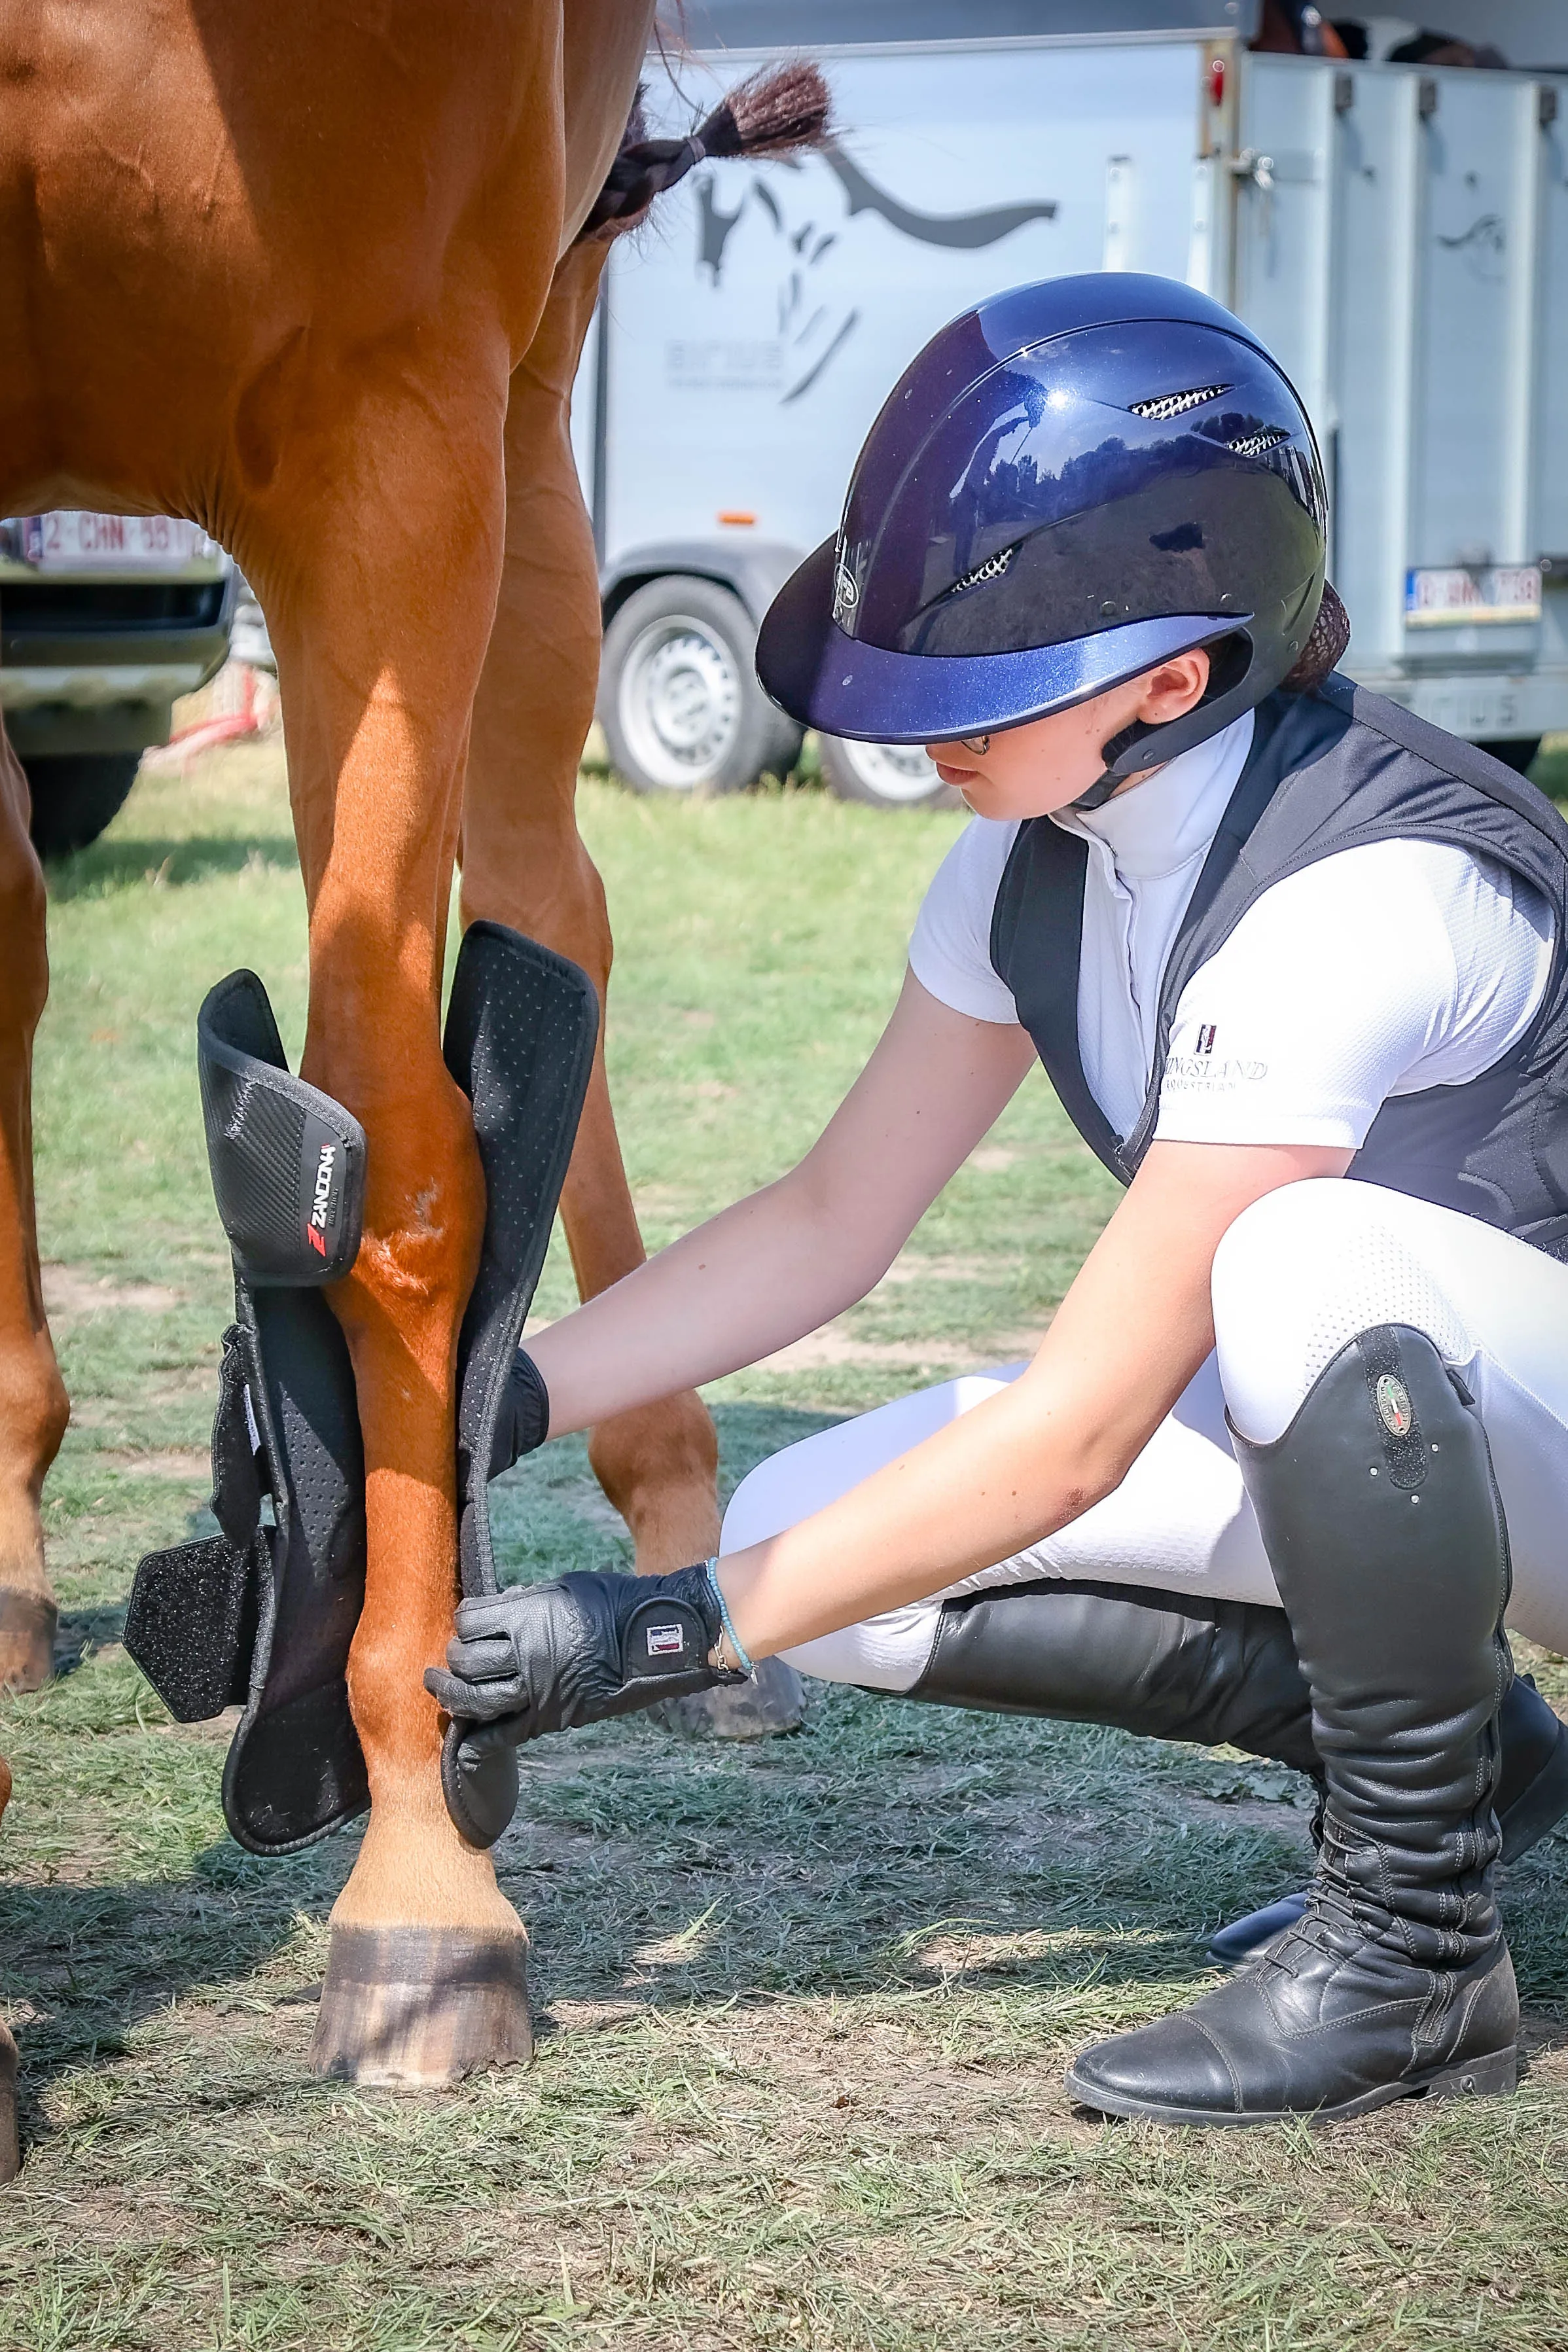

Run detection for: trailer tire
[[1474, 737, 1542, 777], [24, 753, 141, 859], [599, 575, 802, 795], [817, 733, 961, 811]]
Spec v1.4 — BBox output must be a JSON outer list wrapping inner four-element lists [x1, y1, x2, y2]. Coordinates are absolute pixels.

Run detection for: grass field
[[3, 739, 1568, 2350]]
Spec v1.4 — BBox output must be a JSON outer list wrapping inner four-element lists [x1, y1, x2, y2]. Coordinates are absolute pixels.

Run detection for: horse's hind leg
[[0, 728, 68, 1692], [461, 243, 721, 1573]]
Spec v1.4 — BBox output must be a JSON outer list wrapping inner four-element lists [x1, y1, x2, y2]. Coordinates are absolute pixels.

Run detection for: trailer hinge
[[1334, 71, 1355, 115], [1229, 147, 1275, 191], [1418, 77, 1439, 119], [1541, 87, 1560, 130]]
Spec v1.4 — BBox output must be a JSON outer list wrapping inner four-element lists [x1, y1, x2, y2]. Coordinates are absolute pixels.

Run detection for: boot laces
[[1256, 1815, 1382, 1978]]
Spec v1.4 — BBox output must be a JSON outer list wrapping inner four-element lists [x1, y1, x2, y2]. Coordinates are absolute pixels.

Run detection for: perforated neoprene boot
[[1067, 1325, 1519, 2126], [907, 1577, 1319, 1773]]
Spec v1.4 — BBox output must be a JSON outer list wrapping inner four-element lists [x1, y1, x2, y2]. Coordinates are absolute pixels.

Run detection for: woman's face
[[925, 649, 1212, 820]]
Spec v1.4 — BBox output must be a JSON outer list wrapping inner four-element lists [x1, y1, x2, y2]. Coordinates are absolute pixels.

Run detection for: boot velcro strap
[[124, 1532, 262, 1723], [621, 1595, 713, 1683], [126, 1323, 268, 1721]]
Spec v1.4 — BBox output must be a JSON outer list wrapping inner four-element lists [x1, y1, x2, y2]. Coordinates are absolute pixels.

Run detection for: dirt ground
[[3, 743, 1567, 2351]]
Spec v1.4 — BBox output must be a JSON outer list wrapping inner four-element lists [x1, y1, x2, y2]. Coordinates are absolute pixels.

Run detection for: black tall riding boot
[[906, 1577, 1318, 1773], [1067, 1325, 1519, 2125]]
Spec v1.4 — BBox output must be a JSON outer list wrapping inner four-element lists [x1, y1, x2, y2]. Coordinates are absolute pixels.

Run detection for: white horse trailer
[[575, 1, 1568, 805]]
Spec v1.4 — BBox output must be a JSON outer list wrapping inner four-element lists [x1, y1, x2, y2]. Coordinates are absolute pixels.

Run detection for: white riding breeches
[[719, 1181, 1568, 1692]]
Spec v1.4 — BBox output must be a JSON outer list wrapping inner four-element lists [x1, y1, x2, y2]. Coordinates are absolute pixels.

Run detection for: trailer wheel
[[24, 753, 141, 859], [599, 575, 802, 795], [817, 733, 961, 811], [1474, 737, 1542, 777]]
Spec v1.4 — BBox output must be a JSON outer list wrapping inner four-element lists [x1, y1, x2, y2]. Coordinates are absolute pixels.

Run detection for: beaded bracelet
[[705, 1557, 755, 1676]]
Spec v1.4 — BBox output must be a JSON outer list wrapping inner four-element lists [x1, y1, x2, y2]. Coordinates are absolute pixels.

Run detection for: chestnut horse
[[0, 0, 754, 2164]]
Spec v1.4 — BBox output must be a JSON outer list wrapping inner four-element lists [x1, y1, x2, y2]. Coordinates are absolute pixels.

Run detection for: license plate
[[1405, 565, 1542, 627], [17, 510, 215, 572]]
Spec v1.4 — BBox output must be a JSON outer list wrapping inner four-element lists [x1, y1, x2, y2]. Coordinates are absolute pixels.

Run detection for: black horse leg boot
[[906, 1577, 1319, 1776], [1068, 1325, 1518, 2126]]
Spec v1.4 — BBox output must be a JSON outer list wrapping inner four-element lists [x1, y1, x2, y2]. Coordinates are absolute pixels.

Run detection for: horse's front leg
[[462, 244, 721, 1573], [0, 726, 68, 1692], [253, 372, 527, 2084]]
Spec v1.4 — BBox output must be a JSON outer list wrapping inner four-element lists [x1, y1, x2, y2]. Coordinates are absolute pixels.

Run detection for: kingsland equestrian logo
[[305, 1143, 336, 1256], [1196, 1024, 1217, 1055], [647, 1622, 686, 1658]]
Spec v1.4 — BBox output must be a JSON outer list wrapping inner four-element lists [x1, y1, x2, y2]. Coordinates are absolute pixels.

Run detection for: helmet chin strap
[[1072, 719, 1150, 811], [1069, 626, 1259, 810]]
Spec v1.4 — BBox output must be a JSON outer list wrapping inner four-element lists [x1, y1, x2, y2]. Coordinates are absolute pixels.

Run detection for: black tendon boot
[[907, 1577, 1319, 1775], [1068, 1327, 1519, 2125]]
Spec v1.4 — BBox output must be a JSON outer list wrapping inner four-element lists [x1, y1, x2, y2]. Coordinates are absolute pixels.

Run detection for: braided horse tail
[[577, 58, 832, 246]]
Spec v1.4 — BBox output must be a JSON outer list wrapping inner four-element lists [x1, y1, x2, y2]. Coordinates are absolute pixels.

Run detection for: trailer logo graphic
[[689, 143, 1058, 405]]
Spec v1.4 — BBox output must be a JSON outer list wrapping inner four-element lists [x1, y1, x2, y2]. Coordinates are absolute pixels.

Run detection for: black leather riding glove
[[488, 1347, 550, 1478], [423, 1564, 746, 1743]]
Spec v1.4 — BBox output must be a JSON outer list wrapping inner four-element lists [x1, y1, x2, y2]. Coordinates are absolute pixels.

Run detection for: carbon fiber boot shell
[[1069, 1326, 1518, 2126]]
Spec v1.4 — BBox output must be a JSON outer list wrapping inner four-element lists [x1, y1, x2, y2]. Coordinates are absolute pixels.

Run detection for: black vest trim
[[989, 676, 1568, 1256]]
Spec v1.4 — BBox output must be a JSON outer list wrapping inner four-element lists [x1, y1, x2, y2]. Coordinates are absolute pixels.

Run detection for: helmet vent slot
[[1128, 382, 1230, 421], [952, 544, 1015, 595], [1226, 427, 1291, 458]]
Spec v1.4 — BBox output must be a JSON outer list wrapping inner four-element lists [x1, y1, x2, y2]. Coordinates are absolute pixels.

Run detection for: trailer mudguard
[[438, 922, 599, 1849], [125, 968, 370, 1854]]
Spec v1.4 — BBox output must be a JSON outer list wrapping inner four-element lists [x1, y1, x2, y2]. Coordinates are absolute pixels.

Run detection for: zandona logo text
[[306, 1144, 336, 1256]]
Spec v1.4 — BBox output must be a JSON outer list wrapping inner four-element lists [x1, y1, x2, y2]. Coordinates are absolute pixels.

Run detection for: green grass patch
[[2, 745, 1565, 2349]]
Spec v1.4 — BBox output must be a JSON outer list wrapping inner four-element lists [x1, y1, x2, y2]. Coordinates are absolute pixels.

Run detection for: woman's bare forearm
[[529, 973, 1037, 1438], [529, 1167, 891, 1436]]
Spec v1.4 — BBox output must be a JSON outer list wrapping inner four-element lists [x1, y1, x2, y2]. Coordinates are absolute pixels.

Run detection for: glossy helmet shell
[[756, 274, 1327, 759]]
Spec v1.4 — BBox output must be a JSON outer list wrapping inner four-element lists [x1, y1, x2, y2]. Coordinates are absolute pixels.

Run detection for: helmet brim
[[757, 537, 1245, 747]]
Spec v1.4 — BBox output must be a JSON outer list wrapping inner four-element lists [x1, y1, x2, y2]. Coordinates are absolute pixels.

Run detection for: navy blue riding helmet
[[755, 274, 1328, 790]]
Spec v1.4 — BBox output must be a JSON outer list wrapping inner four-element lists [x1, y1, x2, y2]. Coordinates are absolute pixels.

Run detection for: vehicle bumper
[[1347, 664, 1568, 744]]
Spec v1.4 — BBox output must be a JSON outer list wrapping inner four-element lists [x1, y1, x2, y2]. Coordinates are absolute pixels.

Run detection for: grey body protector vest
[[989, 674, 1568, 1260]]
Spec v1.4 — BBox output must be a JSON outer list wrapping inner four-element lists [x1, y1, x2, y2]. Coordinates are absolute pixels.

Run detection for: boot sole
[[1064, 2042, 1518, 2128]]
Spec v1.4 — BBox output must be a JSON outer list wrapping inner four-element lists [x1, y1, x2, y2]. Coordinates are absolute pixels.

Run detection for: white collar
[[1050, 709, 1256, 882]]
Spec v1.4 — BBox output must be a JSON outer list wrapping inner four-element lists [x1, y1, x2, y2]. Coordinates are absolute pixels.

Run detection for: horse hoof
[[0, 2027, 19, 2184], [308, 1924, 532, 2086], [0, 1590, 56, 1692], [650, 1653, 807, 1742]]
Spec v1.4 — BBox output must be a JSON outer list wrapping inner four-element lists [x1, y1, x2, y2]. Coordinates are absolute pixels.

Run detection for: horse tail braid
[[1281, 579, 1351, 692], [576, 61, 832, 245]]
